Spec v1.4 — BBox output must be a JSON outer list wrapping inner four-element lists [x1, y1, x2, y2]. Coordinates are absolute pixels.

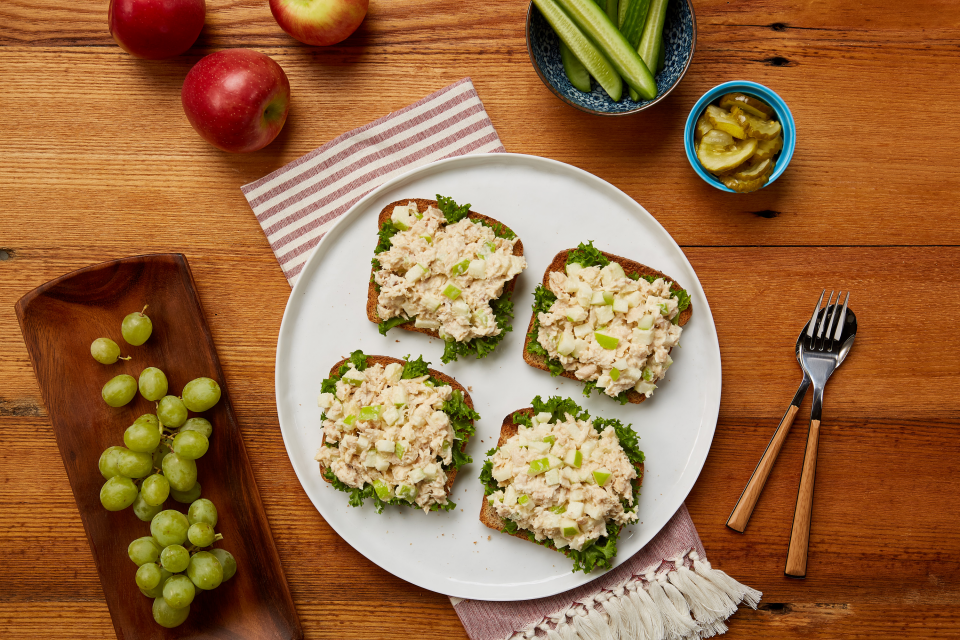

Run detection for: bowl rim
[[684, 80, 796, 192], [525, 0, 698, 116]]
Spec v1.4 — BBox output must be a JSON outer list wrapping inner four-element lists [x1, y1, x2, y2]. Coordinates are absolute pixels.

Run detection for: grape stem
[[139, 304, 149, 316], [119, 356, 132, 361]]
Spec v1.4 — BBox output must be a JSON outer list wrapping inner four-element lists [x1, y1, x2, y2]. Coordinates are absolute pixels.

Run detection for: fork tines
[[806, 289, 850, 351]]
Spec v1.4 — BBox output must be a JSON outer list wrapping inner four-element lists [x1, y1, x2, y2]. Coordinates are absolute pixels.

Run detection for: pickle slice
[[721, 173, 769, 193], [719, 93, 774, 119], [731, 106, 782, 141], [701, 128, 734, 149], [705, 105, 748, 139], [694, 113, 713, 142], [733, 158, 774, 181], [752, 134, 783, 161], [697, 137, 758, 174]]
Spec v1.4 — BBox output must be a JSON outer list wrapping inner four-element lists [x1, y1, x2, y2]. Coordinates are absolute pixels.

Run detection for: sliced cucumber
[[534, 0, 623, 101], [559, 41, 592, 92], [628, 0, 668, 100], [553, 0, 657, 99], [618, 0, 651, 48]]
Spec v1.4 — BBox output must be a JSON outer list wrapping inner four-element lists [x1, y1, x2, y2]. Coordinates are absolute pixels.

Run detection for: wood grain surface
[[15, 254, 302, 639], [2, 0, 960, 638]]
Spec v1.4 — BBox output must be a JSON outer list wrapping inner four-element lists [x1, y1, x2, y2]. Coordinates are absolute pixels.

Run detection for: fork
[[784, 290, 850, 578]]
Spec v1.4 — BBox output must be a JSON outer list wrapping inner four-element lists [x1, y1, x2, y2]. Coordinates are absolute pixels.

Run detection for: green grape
[[181, 417, 212, 439], [135, 413, 159, 428], [133, 492, 163, 522], [100, 476, 138, 511], [161, 453, 197, 492], [102, 374, 137, 408], [162, 574, 195, 609], [152, 442, 171, 469], [152, 596, 190, 628], [136, 562, 163, 590], [117, 449, 153, 478], [98, 446, 125, 479], [157, 395, 187, 428], [140, 568, 172, 598], [150, 510, 189, 547], [181, 377, 221, 413], [138, 367, 168, 402], [187, 522, 215, 547], [122, 307, 153, 346], [187, 498, 217, 527], [170, 482, 202, 504], [209, 548, 237, 582], [124, 421, 161, 453], [141, 474, 170, 506], [160, 544, 190, 573], [186, 551, 223, 590], [172, 430, 209, 460], [128, 536, 162, 566], [90, 338, 121, 364]]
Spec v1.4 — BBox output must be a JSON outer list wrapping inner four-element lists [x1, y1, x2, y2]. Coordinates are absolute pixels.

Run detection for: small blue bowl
[[525, 0, 696, 115], [684, 81, 796, 192]]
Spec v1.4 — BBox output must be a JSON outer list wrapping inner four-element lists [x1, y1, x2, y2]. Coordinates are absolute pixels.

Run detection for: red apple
[[108, 0, 205, 60], [269, 0, 369, 46], [181, 49, 291, 153]]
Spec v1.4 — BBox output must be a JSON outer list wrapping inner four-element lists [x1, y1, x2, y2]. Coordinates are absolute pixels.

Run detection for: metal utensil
[[727, 296, 857, 533], [784, 290, 857, 578]]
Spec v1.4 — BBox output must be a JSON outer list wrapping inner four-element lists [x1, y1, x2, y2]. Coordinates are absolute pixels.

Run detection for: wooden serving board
[[15, 254, 302, 640]]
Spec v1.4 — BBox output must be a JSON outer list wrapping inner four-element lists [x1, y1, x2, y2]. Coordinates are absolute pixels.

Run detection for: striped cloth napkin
[[240, 78, 760, 640]]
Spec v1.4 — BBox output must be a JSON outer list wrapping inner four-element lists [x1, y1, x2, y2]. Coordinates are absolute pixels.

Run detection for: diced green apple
[[664, 355, 674, 370], [450, 259, 470, 276], [563, 449, 583, 468], [613, 297, 629, 313], [566, 501, 584, 518], [560, 518, 580, 537], [580, 441, 597, 460], [607, 263, 625, 280], [318, 392, 334, 409], [467, 259, 486, 278], [395, 483, 417, 501], [373, 479, 393, 500], [610, 368, 620, 382], [478, 241, 496, 258], [343, 368, 366, 386], [571, 339, 586, 358], [375, 439, 395, 453], [638, 314, 655, 330], [442, 284, 461, 300], [423, 295, 442, 312], [557, 331, 576, 356], [452, 299, 470, 317], [542, 434, 556, 444], [528, 441, 551, 454], [547, 455, 563, 470], [625, 291, 643, 308], [342, 414, 357, 428], [642, 368, 654, 382], [549, 504, 566, 514], [359, 405, 381, 422], [503, 485, 517, 506], [492, 465, 514, 482], [395, 440, 409, 459], [363, 451, 378, 467], [414, 317, 440, 330], [573, 323, 593, 339], [658, 302, 670, 315], [473, 309, 489, 326], [405, 264, 427, 283], [382, 406, 400, 426], [585, 503, 604, 519], [392, 386, 408, 406], [566, 306, 587, 323], [596, 305, 614, 325], [390, 206, 414, 230], [577, 283, 593, 307], [565, 263, 583, 277], [593, 468, 612, 486], [544, 469, 560, 486], [408, 468, 426, 483], [632, 328, 653, 345], [596, 374, 611, 389], [590, 291, 607, 306], [528, 458, 551, 475], [384, 362, 403, 383], [423, 463, 438, 480], [594, 332, 619, 350], [357, 435, 370, 449]]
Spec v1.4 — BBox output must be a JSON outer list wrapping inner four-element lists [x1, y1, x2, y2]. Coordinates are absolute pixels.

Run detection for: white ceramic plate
[[275, 153, 721, 601]]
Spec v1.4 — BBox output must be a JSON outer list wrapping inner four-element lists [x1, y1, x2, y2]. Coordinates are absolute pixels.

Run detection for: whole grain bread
[[318, 354, 476, 496], [478, 408, 644, 560], [366, 198, 524, 339], [522, 248, 693, 405]]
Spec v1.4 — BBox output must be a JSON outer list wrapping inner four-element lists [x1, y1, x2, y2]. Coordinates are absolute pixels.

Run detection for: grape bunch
[[128, 499, 238, 628]]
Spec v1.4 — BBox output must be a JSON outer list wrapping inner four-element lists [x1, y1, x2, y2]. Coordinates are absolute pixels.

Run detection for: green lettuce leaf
[[525, 285, 565, 376], [378, 315, 413, 335], [566, 241, 610, 268], [442, 294, 514, 363]]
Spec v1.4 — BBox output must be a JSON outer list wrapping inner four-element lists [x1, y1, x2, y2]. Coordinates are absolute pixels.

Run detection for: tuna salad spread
[[485, 409, 638, 552], [535, 261, 683, 399], [316, 358, 465, 513], [373, 201, 526, 343]]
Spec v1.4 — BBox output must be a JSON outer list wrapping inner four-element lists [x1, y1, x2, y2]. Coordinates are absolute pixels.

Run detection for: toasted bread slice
[[522, 248, 693, 405], [478, 408, 644, 563], [367, 198, 524, 340], [318, 354, 475, 498]]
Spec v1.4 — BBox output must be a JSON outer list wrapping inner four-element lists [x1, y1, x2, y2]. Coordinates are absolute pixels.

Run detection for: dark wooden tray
[[15, 254, 302, 640]]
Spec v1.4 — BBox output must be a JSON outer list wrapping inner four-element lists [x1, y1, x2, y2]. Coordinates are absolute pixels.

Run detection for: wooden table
[[2, 1, 959, 637]]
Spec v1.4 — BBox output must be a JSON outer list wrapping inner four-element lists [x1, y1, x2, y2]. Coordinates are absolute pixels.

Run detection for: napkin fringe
[[508, 550, 761, 640]]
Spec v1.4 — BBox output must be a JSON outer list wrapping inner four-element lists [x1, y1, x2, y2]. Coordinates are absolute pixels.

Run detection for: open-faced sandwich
[[368, 195, 526, 363], [523, 242, 692, 404], [479, 395, 644, 573], [316, 350, 478, 513]]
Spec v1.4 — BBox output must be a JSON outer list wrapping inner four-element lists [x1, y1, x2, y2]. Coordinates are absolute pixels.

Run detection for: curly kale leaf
[[526, 285, 565, 376], [436, 194, 473, 224], [443, 389, 479, 471], [441, 294, 514, 363], [566, 241, 610, 268], [400, 354, 431, 379], [530, 395, 591, 424], [375, 220, 402, 254], [378, 315, 413, 335], [567, 522, 620, 573], [581, 379, 630, 405]]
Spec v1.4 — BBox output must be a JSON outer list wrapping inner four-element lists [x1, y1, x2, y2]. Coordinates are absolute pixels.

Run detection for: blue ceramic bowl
[[525, 0, 696, 115], [684, 81, 796, 192]]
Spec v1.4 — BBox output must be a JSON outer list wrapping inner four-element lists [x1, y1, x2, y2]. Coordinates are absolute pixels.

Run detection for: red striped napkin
[[241, 78, 504, 287], [241, 78, 760, 639]]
